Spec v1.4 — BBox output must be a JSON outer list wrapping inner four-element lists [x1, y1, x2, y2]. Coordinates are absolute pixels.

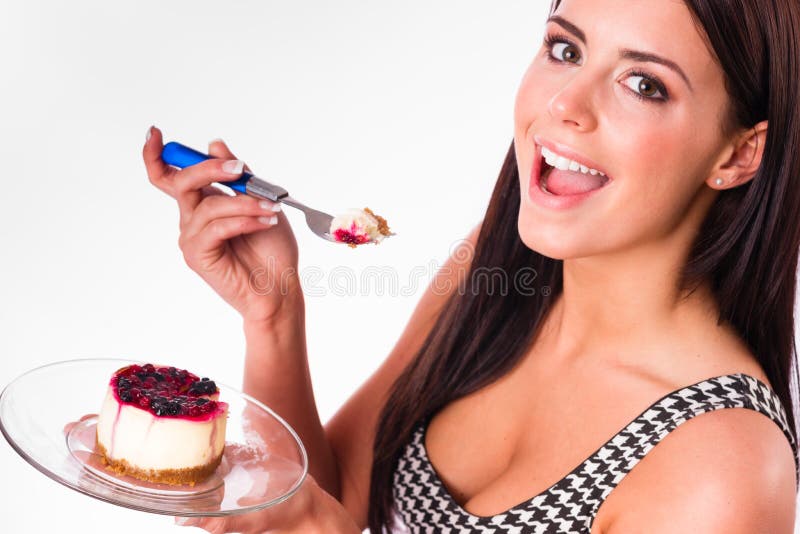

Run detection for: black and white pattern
[[392, 373, 798, 533]]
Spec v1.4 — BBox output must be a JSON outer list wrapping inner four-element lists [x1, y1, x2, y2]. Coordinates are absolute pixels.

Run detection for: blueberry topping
[[114, 363, 219, 417], [189, 380, 217, 395]]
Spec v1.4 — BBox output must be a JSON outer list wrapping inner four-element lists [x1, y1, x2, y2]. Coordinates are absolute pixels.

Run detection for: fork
[[161, 142, 336, 242]]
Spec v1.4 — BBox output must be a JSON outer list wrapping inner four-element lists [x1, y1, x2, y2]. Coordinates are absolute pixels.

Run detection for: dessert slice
[[95, 363, 228, 486], [330, 207, 392, 247]]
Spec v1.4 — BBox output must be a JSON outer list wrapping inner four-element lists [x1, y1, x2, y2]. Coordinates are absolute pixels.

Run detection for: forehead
[[551, 0, 719, 84]]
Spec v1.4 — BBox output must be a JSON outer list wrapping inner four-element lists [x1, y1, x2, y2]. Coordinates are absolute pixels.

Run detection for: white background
[[1, 1, 798, 533], [0, 1, 546, 532]]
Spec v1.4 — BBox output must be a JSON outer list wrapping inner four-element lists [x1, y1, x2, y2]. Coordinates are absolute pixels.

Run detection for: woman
[[144, 0, 800, 531]]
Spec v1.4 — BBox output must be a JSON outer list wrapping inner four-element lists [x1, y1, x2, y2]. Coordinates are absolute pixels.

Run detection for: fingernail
[[174, 517, 191, 526], [222, 160, 245, 174], [259, 201, 281, 212], [209, 138, 224, 146], [258, 215, 278, 225], [145, 126, 153, 142]]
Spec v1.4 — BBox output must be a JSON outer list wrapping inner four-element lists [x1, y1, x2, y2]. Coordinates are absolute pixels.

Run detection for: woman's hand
[[174, 476, 360, 534], [143, 127, 301, 325]]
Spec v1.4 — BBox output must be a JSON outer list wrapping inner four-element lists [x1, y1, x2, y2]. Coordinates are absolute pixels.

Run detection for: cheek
[[514, 62, 553, 134], [514, 64, 554, 175], [514, 66, 547, 124], [601, 138, 707, 243]]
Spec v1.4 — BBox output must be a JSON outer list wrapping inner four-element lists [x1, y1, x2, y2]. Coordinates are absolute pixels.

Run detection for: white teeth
[[554, 156, 571, 171], [541, 146, 605, 177]]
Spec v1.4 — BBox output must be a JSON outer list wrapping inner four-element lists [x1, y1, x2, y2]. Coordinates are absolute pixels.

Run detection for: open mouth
[[537, 152, 610, 197]]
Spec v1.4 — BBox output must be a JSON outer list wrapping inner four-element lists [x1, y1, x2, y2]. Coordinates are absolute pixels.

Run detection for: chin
[[517, 206, 587, 261]]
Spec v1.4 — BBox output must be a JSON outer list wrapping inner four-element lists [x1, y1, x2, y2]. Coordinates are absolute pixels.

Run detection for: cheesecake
[[330, 207, 392, 247], [95, 363, 228, 486]]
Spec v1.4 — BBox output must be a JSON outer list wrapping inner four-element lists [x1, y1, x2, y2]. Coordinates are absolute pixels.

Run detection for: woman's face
[[514, 0, 733, 259]]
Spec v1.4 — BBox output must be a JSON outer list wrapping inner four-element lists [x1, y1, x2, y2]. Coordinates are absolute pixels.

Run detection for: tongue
[[545, 166, 607, 195]]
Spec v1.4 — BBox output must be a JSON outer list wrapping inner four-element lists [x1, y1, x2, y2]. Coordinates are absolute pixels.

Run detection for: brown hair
[[369, 0, 800, 530]]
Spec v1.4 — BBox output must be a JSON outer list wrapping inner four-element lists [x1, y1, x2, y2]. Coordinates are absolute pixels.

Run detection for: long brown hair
[[369, 0, 800, 530]]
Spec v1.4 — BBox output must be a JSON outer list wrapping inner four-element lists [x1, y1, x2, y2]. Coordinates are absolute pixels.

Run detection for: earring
[[715, 178, 724, 186]]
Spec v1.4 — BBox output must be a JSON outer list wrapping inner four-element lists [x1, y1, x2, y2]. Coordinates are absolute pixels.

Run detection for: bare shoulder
[[600, 406, 797, 533]]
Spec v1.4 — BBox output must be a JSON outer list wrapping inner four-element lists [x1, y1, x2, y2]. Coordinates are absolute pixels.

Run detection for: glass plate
[[0, 358, 308, 517]]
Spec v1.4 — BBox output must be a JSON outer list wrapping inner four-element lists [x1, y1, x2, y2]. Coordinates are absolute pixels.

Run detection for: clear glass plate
[[0, 358, 308, 517]]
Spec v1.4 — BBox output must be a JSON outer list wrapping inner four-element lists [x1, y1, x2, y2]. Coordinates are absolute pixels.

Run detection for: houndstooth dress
[[392, 373, 798, 533]]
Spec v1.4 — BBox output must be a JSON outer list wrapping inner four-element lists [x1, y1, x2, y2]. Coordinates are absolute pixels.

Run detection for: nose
[[547, 73, 598, 132]]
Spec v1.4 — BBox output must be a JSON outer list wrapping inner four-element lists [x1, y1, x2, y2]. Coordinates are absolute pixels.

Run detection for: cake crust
[[363, 207, 392, 237], [96, 439, 223, 486]]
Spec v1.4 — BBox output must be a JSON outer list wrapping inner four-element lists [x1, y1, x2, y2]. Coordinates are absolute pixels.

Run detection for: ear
[[708, 120, 767, 190]]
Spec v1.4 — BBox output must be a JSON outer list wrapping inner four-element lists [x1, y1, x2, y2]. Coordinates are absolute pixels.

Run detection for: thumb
[[208, 138, 239, 160], [208, 139, 252, 176]]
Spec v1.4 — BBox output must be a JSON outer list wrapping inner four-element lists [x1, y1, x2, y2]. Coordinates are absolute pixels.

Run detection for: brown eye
[[623, 74, 667, 101], [552, 42, 581, 63], [638, 79, 658, 97]]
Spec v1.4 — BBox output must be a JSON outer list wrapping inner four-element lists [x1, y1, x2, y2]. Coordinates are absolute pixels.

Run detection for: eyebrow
[[547, 15, 693, 92]]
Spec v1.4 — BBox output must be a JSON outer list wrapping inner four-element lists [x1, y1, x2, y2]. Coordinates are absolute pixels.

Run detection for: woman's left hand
[[174, 475, 360, 533]]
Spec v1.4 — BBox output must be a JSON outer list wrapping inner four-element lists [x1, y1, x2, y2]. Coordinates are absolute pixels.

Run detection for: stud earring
[[715, 178, 724, 186]]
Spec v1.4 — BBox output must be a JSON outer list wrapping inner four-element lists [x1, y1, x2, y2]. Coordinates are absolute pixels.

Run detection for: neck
[[550, 249, 718, 356], [541, 186, 725, 370]]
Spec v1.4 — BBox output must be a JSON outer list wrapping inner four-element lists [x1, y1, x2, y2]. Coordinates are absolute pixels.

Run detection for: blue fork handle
[[161, 141, 250, 194]]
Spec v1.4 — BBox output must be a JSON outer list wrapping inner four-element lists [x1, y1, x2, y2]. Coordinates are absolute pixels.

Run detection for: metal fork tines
[[281, 196, 335, 241], [245, 177, 335, 242]]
